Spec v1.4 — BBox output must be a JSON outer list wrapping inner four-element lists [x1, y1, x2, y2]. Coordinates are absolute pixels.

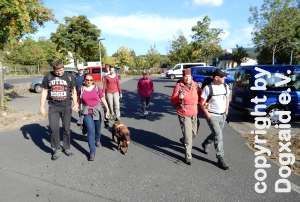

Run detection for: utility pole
[[0, 61, 4, 113], [99, 38, 105, 82]]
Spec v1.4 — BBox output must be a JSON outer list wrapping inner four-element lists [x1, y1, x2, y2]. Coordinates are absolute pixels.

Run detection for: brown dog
[[112, 121, 130, 154]]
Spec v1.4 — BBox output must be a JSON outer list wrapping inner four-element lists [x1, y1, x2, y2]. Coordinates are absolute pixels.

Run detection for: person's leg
[[49, 105, 61, 150], [106, 93, 114, 118], [209, 115, 224, 158], [94, 116, 101, 147], [84, 114, 96, 156], [145, 97, 150, 114], [61, 105, 72, 151], [113, 92, 121, 119], [140, 97, 146, 114], [178, 115, 193, 163]]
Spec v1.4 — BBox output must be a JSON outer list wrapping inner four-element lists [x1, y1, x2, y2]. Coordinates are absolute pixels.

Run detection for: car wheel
[[170, 74, 175, 79], [34, 84, 42, 93], [265, 106, 284, 125]]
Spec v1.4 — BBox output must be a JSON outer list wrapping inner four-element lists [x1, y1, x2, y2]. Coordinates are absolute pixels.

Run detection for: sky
[[32, 0, 263, 56]]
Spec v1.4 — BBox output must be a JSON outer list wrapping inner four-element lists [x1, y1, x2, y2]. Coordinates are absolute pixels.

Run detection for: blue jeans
[[83, 114, 102, 155], [140, 97, 150, 113]]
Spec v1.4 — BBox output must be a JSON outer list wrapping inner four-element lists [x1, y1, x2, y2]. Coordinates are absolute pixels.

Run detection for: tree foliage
[[167, 30, 194, 66], [191, 15, 224, 65], [135, 55, 145, 69], [116, 46, 132, 68], [0, 0, 56, 48], [232, 44, 250, 66], [50, 15, 101, 67], [146, 44, 161, 68], [249, 0, 300, 64]]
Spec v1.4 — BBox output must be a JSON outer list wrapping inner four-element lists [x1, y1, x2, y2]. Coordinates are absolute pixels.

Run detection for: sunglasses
[[85, 79, 93, 82]]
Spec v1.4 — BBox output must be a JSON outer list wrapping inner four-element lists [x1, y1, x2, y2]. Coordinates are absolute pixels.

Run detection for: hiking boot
[[64, 149, 74, 156], [52, 149, 61, 160], [186, 159, 192, 165], [96, 142, 101, 147], [90, 154, 95, 161], [202, 142, 209, 154], [218, 157, 230, 170], [179, 137, 185, 147]]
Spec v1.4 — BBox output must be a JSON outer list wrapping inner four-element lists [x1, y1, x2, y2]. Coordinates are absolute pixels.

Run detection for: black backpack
[[202, 77, 228, 102]]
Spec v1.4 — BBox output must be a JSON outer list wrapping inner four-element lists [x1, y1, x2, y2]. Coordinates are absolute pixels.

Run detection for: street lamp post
[[99, 38, 105, 81]]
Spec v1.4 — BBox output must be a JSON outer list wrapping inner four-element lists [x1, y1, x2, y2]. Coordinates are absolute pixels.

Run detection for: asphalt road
[[1, 76, 300, 202]]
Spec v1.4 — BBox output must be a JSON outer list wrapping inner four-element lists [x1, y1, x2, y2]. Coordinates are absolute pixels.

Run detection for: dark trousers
[[140, 97, 150, 113], [49, 104, 72, 150]]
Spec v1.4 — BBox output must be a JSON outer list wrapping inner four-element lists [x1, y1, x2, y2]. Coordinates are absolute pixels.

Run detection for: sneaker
[[52, 149, 61, 160], [64, 149, 74, 156], [145, 111, 149, 115], [218, 157, 230, 170], [96, 142, 101, 147], [90, 154, 95, 161], [202, 142, 209, 154], [186, 159, 192, 165], [179, 137, 185, 147]]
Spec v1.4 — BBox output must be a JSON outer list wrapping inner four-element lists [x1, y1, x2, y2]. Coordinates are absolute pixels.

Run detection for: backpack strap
[[206, 83, 228, 102]]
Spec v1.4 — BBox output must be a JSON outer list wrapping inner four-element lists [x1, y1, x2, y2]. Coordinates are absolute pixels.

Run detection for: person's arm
[[137, 79, 141, 95], [200, 97, 210, 121], [100, 97, 110, 118], [71, 87, 79, 112], [225, 86, 230, 116], [150, 79, 154, 94], [170, 83, 181, 104], [116, 77, 122, 98], [102, 76, 107, 95], [39, 88, 48, 116]]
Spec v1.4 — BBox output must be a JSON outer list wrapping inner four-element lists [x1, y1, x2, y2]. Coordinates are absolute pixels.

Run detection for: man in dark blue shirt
[[75, 66, 86, 92]]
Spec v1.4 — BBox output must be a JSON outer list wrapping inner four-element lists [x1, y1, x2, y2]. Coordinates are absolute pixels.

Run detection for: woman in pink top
[[103, 66, 122, 121], [137, 70, 154, 116], [78, 73, 110, 161]]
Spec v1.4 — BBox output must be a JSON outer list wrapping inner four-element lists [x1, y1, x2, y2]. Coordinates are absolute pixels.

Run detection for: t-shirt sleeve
[[201, 86, 209, 100], [41, 74, 49, 89], [97, 86, 104, 98]]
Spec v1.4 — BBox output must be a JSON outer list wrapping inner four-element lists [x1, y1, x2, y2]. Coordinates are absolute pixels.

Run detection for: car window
[[233, 69, 252, 88], [265, 72, 300, 90], [173, 65, 181, 70]]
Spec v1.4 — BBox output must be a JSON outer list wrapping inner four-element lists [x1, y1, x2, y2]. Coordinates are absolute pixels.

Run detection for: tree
[[0, 0, 56, 48], [232, 44, 250, 66], [51, 15, 102, 68], [167, 30, 194, 65], [191, 16, 224, 65], [249, 0, 300, 65], [146, 44, 161, 69], [116, 46, 132, 72], [102, 55, 116, 67], [135, 56, 145, 69]]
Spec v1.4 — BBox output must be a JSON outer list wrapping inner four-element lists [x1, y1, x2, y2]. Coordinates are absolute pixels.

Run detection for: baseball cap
[[77, 66, 85, 70], [213, 69, 229, 77]]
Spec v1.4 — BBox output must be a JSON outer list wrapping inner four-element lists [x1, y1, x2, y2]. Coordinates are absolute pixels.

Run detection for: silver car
[[30, 70, 78, 93]]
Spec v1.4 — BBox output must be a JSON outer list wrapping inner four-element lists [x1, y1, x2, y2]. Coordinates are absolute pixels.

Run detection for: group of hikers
[[39, 60, 230, 170], [39, 60, 154, 161]]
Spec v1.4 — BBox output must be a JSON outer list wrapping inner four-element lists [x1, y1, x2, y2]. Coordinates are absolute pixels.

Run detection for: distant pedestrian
[[170, 69, 201, 165], [77, 73, 110, 161], [102, 66, 122, 121], [39, 60, 79, 160], [137, 70, 154, 116], [75, 66, 86, 92], [200, 69, 231, 170]]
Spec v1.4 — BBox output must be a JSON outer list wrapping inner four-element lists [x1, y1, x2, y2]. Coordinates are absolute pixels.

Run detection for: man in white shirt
[[200, 69, 230, 170]]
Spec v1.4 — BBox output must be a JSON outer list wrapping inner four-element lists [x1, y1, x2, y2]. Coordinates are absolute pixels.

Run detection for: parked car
[[190, 66, 234, 88], [224, 68, 237, 77], [230, 65, 300, 124], [166, 62, 206, 79], [30, 70, 78, 93]]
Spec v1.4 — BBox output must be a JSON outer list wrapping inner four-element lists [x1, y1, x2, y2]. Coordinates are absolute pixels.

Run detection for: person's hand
[[205, 113, 211, 122], [105, 111, 110, 119], [203, 102, 210, 109], [40, 107, 46, 116], [72, 104, 79, 112], [179, 92, 184, 99], [120, 94, 123, 98]]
